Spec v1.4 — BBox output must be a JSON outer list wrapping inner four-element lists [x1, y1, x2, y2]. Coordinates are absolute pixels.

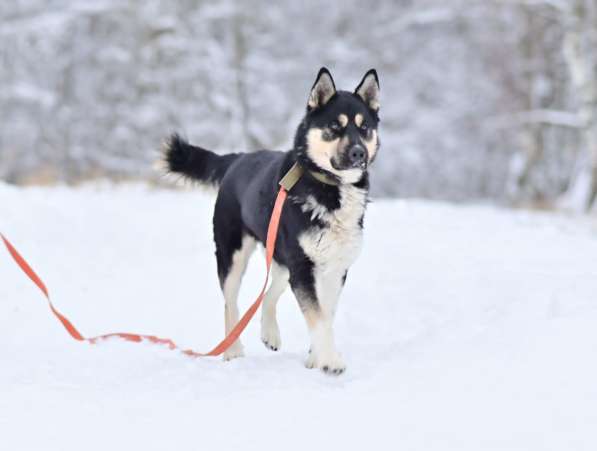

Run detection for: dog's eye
[[329, 121, 341, 131], [359, 121, 368, 132]]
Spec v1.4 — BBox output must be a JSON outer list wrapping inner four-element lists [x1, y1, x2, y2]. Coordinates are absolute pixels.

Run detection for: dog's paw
[[261, 319, 281, 352], [305, 351, 317, 369], [223, 343, 245, 361], [305, 351, 346, 375]]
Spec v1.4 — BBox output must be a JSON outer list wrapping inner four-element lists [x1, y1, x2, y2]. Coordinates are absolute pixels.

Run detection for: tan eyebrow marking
[[338, 114, 348, 127], [354, 113, 364, 127]]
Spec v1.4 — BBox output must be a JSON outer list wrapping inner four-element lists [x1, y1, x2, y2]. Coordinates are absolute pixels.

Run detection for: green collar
[[278, 162, 339, 191], [308, 169, 340, 186]]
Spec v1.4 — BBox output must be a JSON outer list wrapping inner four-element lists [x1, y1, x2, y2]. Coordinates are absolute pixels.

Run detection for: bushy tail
[[162, 134, 240, 188]]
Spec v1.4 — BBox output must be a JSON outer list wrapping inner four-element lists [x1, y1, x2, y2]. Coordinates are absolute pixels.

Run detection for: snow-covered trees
[[0, 0, 596, 210], [559, 0, 597, 211]]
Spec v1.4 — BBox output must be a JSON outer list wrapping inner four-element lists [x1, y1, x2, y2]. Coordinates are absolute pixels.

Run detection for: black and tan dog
[[163, 68, 380, 374]]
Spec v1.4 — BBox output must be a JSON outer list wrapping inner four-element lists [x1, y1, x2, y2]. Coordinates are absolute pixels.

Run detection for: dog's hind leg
[[215, 230, 256, 361], [260, 261, 289, 351]]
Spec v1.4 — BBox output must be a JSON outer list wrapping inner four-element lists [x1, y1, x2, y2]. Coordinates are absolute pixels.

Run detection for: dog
[[163, 67, 380, 374]]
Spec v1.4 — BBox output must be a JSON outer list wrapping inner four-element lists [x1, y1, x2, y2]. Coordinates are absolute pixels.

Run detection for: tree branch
[[485, 109, 586, 129]]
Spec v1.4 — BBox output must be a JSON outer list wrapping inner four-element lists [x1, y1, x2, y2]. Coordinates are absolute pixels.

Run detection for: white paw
[[305, 350, 318, 369], [305, 350, 346, 375], [261, 319, 281, 351], [223, 342, 245, 361]]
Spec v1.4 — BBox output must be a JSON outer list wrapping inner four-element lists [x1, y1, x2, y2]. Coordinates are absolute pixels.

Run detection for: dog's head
[[295, 67, 380, 184]]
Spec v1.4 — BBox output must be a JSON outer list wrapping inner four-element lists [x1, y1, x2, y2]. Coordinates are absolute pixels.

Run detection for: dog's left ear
[[355, 69, 380, 112], [308, 67, 337, 111]]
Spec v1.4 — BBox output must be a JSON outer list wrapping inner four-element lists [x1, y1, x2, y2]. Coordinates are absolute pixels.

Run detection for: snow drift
[[1, 183, 596, 450]]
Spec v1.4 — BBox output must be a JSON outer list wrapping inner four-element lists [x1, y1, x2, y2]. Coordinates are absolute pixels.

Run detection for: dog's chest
[[297, 185, 366, 273]]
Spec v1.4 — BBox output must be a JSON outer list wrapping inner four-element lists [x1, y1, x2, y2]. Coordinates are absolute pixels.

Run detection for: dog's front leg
[[304, 313, 346, 374], [293, 266, 346, 374]]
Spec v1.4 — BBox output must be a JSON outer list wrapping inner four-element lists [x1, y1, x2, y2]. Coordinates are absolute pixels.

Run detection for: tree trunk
[[506, 5, 549, 205], [560, 0, 597, 211]]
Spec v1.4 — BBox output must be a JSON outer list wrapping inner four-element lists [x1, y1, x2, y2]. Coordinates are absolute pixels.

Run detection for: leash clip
[[278, 162, 304, 191]]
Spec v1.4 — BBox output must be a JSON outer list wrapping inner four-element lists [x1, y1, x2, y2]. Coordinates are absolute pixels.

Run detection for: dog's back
[[163, 134, 289, 241]]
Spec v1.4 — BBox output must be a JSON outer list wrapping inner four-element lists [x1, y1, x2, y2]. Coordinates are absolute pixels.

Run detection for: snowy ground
[[1, 182, 597, 450]]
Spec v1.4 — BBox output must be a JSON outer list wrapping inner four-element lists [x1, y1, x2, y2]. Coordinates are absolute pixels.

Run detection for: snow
[[1, 182, 597, 450]]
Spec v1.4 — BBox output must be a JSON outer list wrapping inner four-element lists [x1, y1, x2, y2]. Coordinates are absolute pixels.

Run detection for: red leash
[[1, 186, 289, 357]]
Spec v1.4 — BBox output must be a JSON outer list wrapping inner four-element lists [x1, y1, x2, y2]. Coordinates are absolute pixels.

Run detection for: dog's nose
[[348, 145, 367, 166]]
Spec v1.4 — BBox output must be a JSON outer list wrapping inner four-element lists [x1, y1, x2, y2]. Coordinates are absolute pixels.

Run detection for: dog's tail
[[161, 133, 240, 188]]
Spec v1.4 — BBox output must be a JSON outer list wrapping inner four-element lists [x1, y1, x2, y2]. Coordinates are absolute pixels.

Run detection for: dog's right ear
[[355, 69, 380, 112], [307, 67, 336, 112]]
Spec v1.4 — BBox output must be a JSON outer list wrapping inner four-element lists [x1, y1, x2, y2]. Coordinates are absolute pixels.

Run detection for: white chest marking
[[300, 195, 329, 222], [298, 185, 367, 275]]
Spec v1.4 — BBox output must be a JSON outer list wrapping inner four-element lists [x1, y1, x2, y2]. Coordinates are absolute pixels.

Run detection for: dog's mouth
[[331, 159, 367, 171]]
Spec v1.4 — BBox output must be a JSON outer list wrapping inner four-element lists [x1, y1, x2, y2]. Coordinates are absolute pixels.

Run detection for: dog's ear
[[308, 67, 336, 111], [355, 69, 380, 112]]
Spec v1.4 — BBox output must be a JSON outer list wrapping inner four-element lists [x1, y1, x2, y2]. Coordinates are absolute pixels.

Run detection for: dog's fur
[[163, 68, 380, 374]]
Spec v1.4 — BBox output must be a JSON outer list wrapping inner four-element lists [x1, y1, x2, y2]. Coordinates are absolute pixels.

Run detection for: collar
[[307, 169, 340, 186], [279, 162, 339, 191]]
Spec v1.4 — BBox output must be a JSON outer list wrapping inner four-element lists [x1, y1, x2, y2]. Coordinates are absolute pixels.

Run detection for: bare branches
[[486, 109, 585, 129], [488, 0, 572, 14]]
